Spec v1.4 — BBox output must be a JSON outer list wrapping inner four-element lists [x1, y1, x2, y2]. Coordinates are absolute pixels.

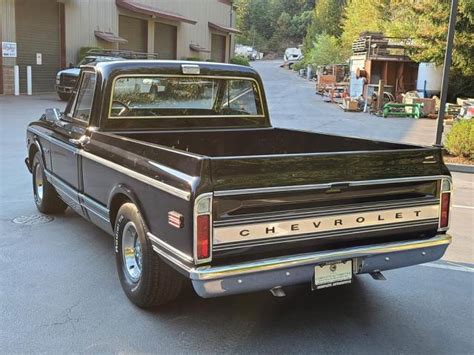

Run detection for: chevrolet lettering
[[25, 60, 452, 308], [215, 205, 440, 244]]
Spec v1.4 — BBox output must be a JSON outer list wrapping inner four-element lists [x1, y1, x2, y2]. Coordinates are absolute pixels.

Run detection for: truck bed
[[119, 128, 415, 157], [107, 127, 449, 263]]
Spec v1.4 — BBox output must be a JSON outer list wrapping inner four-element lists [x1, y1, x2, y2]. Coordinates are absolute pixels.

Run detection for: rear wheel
[[32, 151, 67, 214], [114, 203, 183, 308]]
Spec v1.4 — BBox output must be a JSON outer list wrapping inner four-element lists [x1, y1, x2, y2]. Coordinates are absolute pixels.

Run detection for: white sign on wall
[[36, 53, 42, 65], [2, 42, 17, 57]]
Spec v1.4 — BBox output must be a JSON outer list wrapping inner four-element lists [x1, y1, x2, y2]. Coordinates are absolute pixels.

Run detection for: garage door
[[211, 34, 226, 62], [119, 15, 147, 53], [154, 23, 177, 59], [15, 0, 60, 93]]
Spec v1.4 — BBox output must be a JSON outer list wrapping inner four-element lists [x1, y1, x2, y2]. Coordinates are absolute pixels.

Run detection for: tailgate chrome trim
[[213, 205, 440, 246], [190, 234, 451, 281], [213, 175, 450, 197], [213, 219, 439, 251], [213, 197, 440, 226]]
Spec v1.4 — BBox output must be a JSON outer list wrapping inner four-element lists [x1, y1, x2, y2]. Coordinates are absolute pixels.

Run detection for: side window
[[72, 72, 96, 122]]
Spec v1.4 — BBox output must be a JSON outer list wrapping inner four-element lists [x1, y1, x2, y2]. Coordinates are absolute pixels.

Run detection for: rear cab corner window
[[71, 71, 97, 123], [108, 76, 264, 120]]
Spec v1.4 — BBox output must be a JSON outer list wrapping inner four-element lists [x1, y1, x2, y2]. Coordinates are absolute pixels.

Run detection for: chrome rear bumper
[[190, 234, 451, 298]]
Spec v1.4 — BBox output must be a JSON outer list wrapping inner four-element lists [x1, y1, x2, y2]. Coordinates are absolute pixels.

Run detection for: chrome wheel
[[122, 221, 143, 282], [34, 164, 44, 203]]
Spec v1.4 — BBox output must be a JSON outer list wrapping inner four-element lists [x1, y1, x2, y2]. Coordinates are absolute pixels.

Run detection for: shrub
[[292, 61, 306, 71], [305, 33, 344, 67], [182, 56, 202, 61], [444, 119, 474, 159], [77, 46, 102, 63], [230, 55, 250, 66]]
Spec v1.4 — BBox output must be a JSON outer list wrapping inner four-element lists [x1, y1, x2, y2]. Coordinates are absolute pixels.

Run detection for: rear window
[[109, 76, 264, 119]]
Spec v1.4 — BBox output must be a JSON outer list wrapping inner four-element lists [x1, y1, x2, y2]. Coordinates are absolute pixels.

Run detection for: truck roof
[[91, 60, 261, 81]]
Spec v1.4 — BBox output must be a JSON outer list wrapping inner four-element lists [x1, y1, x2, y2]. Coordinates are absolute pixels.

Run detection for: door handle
[[69, 136, 90, 147]]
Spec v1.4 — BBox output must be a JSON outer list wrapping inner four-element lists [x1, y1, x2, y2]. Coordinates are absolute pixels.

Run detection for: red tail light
[[196, 214, 210, 259], [439, 192, 451, 229]]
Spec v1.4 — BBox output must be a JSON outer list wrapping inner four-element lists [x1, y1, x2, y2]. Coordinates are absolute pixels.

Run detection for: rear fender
[[107, 184, 149, 230]]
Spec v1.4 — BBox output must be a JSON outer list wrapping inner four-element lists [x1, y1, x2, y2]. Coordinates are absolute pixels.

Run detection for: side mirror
[[44, 108, 62, 123]]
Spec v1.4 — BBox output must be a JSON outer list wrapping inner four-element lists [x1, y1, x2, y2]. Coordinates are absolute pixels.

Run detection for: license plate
[[313, 260, 352, 289]]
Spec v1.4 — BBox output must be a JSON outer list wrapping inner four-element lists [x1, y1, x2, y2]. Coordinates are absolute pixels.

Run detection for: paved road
[[1, 63, 473, 353], [257, 60, 445, 146]]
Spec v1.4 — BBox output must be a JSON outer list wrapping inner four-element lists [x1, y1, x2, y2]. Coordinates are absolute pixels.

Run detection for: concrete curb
[[446, 163, 474, 174]]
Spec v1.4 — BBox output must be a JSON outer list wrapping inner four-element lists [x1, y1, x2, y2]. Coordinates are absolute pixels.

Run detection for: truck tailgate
[[209, 148, 450, 263], [210, 148, 447, 190]]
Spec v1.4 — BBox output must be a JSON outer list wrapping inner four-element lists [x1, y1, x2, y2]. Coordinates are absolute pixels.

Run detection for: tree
[[306, 33, 344, 67], [384, 0, 474, 98], [386, 0, 474, 77], [313, 0, 346, 37], [340, 0, 387, 53], [235, 0, 315, 53]]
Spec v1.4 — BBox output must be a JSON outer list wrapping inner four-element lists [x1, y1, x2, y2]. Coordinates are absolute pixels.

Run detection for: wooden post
[[377, 79, 385, 113]]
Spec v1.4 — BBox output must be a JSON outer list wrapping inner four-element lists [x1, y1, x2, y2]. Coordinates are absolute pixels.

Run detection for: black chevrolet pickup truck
[[26, 61, 452, 308]]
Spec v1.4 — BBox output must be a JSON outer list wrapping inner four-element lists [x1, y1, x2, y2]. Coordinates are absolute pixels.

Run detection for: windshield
[[109, 76, 263, 118]]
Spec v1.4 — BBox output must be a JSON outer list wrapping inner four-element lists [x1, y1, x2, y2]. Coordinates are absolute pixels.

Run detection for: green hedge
[[181, 56, 202, 61], [292, 61, 305, 71], [77, 46, 102, 63], [230, 55, 250, 66], [444, 119, 474, 159]]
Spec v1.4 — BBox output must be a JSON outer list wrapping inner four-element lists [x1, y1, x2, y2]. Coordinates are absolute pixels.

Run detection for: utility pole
[[435, 0, 458, 146]]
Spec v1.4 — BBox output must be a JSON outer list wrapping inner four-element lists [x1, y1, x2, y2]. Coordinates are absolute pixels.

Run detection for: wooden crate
[[316, 75, 336, 93], [341, 98, 359, 111], [412, 98, 436, 115]]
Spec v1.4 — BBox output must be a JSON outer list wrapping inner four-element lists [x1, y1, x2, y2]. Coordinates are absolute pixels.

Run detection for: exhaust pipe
[[270, 286, 286, 297]]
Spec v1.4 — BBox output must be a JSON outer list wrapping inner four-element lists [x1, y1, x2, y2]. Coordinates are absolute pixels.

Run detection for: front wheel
[[114, 203, 183, 308], [32, 151, 67, 214]]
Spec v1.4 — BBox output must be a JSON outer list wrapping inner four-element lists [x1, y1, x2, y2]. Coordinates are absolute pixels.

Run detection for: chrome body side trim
[[148, 161, 198, 187], [152, 246, 192, 274], [44, 170, 83, 214], [190, 234, 451, 281], [213, 175, 450, 197], [81, 193, 110, 222], [80, 150, 191, 201], [147, 232, 194, 263], [28, 127, 79, 154], [28, 127, 191, 201]]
